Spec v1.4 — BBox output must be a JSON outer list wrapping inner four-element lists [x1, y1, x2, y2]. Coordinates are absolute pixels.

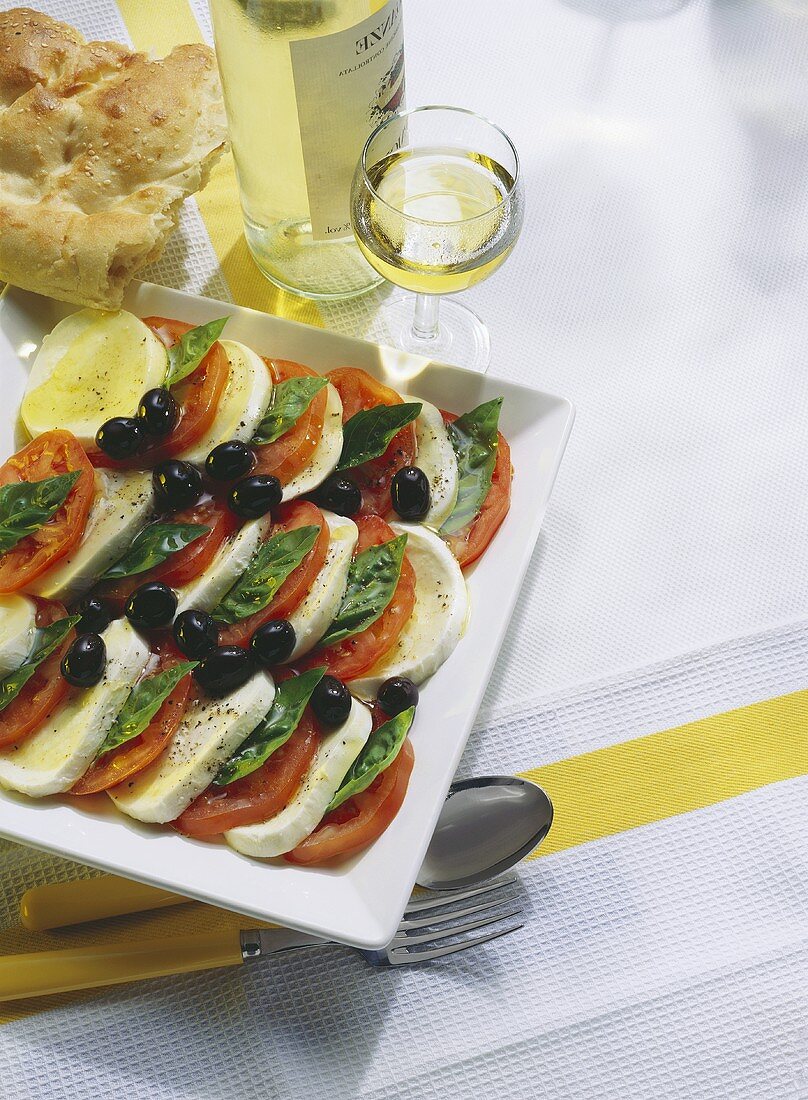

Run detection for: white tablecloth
[[2, 0, 808, 1096]]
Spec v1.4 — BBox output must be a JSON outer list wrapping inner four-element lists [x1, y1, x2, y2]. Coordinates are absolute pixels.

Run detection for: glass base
[[358, 295, 491, 372], [256, 261, 383, 303], [244, 216, 383, 302]]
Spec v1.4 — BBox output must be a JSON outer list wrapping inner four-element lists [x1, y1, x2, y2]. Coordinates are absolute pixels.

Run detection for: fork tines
[[386, 876, 523, 966], [403, 873, 518, 915]]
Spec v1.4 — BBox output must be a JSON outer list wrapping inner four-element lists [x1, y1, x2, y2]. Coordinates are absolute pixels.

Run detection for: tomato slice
[[102, 498, 238, 604], [441, 411, 512, 568], [152, 498, 239, 587], [218, 500, 329, 649], [0, 431, 94, 594], [174, 705, 320, 837], [88, 317, 230, 469], [72, 651, 193, 795], [0, 598, 75, 748], [252, 360, 328, 486], [298, 514, 416, 682], [285, 738, 415, 865], [326, 367, 416, 516]]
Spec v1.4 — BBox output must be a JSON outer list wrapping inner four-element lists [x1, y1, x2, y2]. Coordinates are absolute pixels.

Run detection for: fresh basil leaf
[[0, 614, 80, 713], [96, 660, 197, 756], [0, 471, 82, 555], [318, 533, 407, 649], [214, 667, 326, 786], [212, 525, 320, 625], [440, 398, 503, 537], [101, 522, 210, 581], [336, 402, 422, 472], [252, 376, 329, 446], [165, 317, 228, 386], [327, 706, 414, 813]]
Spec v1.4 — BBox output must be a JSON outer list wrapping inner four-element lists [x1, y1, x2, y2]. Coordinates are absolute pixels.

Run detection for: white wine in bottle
[[210, 0, 405, 300]]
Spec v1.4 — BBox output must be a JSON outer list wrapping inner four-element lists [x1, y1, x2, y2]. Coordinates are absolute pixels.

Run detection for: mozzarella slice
[[405, 395, 459, 529], [174, 515, 273, 615], [27, 470, 153, 603], [285, 510, 358, 661], [0, 595, 36, 679], [110, 671, 276, 823], [225, 696, 372, 858], [351, 523, 468, 699], [0, 619, 150, 797], [178, 340, 272, 464], [21, 309, 168, 447], [280, 382, 343, 502]]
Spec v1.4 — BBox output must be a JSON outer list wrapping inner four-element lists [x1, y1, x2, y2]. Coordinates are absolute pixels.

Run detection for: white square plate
[[0, 281, 573, 948]]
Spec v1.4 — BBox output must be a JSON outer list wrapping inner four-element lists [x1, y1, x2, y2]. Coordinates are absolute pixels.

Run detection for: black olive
[[314, 473, 362, 517], [173, 609, 219, 659], [391, 466, 431, 521], [193, 645, 253, 695], [138, 387, 179, 439], [311, 674, 352, 726], [74, 595, 114, 636], [250, 619, 296, 666], [205, 440, 256, 482], [153, 460, 203, 512], [125, 582, 177, 630], [228, 474, 282, 519], [377, 676, 419, 717], [95, 417, 146, 460], [61, 633, 106, 688]]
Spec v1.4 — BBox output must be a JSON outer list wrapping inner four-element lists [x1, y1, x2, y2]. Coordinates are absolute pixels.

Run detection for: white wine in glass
[[351, 106, 524, 370]]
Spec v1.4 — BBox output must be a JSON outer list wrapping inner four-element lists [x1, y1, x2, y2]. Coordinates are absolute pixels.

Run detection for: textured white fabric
[[1, 620, 807, 1099], [2, 0, 808, 1096]]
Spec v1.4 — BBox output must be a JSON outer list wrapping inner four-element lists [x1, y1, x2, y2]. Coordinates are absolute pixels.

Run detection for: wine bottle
[[210, 0, 405, 301]]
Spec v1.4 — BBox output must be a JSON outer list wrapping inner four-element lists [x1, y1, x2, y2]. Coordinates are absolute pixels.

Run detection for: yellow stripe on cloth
[[116, 0, 321, 327], [523, 687, 808, 859]]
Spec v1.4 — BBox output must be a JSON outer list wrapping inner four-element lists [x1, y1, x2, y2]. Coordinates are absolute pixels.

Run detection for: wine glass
[[350, 105, 524, 372]]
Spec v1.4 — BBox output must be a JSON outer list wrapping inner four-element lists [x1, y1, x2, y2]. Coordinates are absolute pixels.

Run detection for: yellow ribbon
[[525, 688, 808, 858]]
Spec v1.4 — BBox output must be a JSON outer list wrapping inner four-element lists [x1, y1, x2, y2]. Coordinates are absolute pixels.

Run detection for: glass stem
[[411, 294, 440, 342]]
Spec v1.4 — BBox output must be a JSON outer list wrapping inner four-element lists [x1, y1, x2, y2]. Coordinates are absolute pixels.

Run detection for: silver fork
[[240, 874, 523, 967]]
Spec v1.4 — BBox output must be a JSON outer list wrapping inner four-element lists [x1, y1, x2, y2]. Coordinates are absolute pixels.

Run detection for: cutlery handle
[[20, 875, 186, 930], [0, 930, 243, 1002]]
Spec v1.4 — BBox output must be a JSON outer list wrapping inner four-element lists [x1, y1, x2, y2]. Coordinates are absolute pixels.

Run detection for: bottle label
[[290, 0, 405, 242]]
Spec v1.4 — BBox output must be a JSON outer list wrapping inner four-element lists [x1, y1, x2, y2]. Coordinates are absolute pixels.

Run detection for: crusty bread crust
[[0, 8, 227, 308]]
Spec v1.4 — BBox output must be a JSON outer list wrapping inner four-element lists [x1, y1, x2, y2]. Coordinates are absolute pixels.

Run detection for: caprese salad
[[0, 308, 512, 865]]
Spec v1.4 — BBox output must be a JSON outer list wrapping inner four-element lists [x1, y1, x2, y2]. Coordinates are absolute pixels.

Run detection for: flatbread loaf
[[0, 8, 227, 308]]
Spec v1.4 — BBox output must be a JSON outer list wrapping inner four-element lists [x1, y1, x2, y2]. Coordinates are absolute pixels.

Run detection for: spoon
[[418, 776, 553, 891], [19, 776, 553, 931]]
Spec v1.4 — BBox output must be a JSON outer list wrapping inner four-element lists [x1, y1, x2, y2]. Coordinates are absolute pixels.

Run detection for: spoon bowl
[[417, 776, 553, 891]]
